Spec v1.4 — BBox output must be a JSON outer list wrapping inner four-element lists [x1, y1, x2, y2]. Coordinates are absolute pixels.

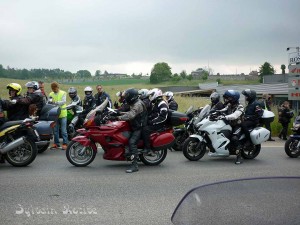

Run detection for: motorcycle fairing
[[0, 125, 20, 137], [289, 134, 300, 139]]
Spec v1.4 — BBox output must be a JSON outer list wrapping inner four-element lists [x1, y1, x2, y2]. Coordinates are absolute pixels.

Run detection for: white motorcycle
[[182, 109, 274, 163]]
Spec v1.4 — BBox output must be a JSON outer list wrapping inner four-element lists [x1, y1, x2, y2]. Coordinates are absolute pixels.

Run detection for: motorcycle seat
[[0, 120, 24, 131]]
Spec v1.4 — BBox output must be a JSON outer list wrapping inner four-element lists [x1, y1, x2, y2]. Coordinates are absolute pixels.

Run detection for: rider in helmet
[[2, 83, 30, 120], [209, 92, 224, 111], [138, 89, 151, 112], [81, 86, 96, 119], [142, 88, 169, 154], [110, 88, 148, 173], [114, 91, 130, 112], [0, 99, 5, 126], [163, 91, 178, 111], [15, 81, 45, 117], [67, 87, 83, 133], [210, 90, 244, 159], [241, 89, 263, 146]]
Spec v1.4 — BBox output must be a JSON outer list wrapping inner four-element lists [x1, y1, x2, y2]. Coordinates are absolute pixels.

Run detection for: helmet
[[116, 91, 122, 97], [124, 88, 139, 104], [138, 89, 149, 99], [68, 87, 77, 99], [163, 91, 174, 101], [25, 81, 39, 90], [84, 86, 93, 97], [223, 90, 240, 104], [210, 92, 220, 104], [148, 88, 163, 102], [242, 89, 256, 102], [7, 83, 22, 96]]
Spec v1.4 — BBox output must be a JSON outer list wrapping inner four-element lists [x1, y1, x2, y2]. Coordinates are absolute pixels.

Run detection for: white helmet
[[163, 91, 174, 101], [84, 86, 93, 97], [138, 89, 149, 99], [148, 88, 163, 102], [116, 91, 122, 97]]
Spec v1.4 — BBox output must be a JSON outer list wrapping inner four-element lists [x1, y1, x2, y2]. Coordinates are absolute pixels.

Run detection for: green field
[[65, 78, 150, 86]]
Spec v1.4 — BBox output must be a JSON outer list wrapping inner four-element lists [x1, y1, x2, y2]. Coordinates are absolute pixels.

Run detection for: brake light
[[180, 117, 188, 121], [50, 122, 56, 128]]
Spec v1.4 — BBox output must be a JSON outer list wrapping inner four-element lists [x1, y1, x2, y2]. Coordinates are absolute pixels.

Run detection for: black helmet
[[223, 90, 240, 104], [124, 88, 139, 104], [68, 87, 77, 99], [210, 92, 220, 104], [242, 89, 256, 102]]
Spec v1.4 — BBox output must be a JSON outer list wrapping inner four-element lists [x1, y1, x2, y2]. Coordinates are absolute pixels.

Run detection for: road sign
[[289, 64, 300, 75], [289, 51, 300, 64], [288, 89, 300, 100]]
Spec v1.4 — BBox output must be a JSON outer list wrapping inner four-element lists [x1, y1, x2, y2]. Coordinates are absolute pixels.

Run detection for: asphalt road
[[0, 138, 299, 225]]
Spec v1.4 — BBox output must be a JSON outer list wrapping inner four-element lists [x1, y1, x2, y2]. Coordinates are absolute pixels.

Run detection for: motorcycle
[[0, 118, 39, 166], [284, 114, 300, 158], [171, 177, 300, 225], [66, 103, 83, 140], [182, 109, 272, 163], [66, 98, 189, 167], [172, 105, 211, 151]]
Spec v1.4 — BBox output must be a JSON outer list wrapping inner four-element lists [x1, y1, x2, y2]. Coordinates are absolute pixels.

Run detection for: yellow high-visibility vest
[[49, 90, 67, 118]]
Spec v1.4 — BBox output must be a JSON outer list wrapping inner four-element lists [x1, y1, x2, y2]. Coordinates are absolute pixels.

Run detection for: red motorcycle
[[66, 99, 188, 167]]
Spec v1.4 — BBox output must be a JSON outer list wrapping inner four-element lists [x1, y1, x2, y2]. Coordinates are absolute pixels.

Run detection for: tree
[[180, 70, 187, 79], [202, 71, 209, 80], [95, 70, 101, 77], [259, 62, 275, 83], [76, 70, 92, 78], [150, 62, 172, 84], [281, 64, 286, 74]]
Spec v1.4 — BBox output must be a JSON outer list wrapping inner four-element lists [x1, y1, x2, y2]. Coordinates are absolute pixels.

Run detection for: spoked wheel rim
[[6, 141, 33, 164], [186, 140, 202, 157], [142, 150, 165, 164], [68, 142, 95, 165], [287, 140, 300, 156]]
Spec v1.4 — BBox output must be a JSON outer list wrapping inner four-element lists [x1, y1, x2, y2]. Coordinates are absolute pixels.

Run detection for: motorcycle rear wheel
[[5, 138, 37, 167], [285, 139, 300, 158], [139, 149, 167, 166], [66, 140, 97, 167], [241, 144, 261, 159], [182, 137, 206, 161]]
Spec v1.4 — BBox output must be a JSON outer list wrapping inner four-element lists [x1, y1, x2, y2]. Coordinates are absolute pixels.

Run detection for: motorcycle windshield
[[171, 177, 300, 225], [198, 104, 211, 120]]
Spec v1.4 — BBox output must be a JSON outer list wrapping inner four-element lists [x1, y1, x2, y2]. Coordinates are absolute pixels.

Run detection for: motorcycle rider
[[80, 86, 96, 121], [241, 89, 263, 146], [210, 92, 224, 112], [163, 91, 178, 111], [110, 88, 147, 173], [114, 91, 130, 112], [211, 90, 244, 158], [0, 99, 5, 126], [94, 84, 112, 109], [138, 89, 151, 113], [67, 87, 83, 134], [16, 81, 45, 117], [2, 83, 30, 120], [142, 88, 169, 153]]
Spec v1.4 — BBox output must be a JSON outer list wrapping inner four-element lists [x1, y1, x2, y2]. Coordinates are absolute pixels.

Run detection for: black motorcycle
[[284, 115, 300, 158], [172, 105, 210, 151]]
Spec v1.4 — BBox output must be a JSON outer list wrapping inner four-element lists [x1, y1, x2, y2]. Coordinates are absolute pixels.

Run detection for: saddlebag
[[39, 104, 61, 121], [250, 127, 270, 145]]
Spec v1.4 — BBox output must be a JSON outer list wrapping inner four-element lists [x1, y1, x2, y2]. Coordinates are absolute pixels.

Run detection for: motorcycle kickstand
[[235, 149, 243, 165]]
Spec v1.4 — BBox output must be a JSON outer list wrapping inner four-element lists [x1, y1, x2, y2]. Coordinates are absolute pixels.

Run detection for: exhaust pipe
[[0, 137, 26, 154]]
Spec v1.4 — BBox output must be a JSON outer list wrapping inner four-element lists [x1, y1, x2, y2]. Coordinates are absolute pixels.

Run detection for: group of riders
[[0, 81, 265, 173]]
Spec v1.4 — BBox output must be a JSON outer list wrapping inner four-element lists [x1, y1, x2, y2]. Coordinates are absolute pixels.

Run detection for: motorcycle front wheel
[[172, 133, 186, 151], [285, 139, 300, 158], [139, 149, 167, 166], [241, 144, 261, 159], [182, 137, 206, 161], [5, 138, 37, 167], [66, 140, 97, 167]]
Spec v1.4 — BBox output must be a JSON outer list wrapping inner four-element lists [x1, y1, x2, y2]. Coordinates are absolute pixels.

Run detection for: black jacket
[[244, 100, 263, 123], [82, 95, 96, 116], [2, 96, 29, 120], [278, 106, 294, 124], [148, 99, 169, 126], [17, 90, 45, 116], [94, 92, 112, 108], [168, 98, 178, 111]]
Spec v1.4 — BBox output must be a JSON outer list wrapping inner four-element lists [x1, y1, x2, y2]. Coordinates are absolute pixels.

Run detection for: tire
[[66, 140, 97, 167], [182, 137, 206, 161], [241, 144, 261, 159], [5, 138, 38, 167], [38, 142, 50, 153], [139, 149, 167, 166], [172, 134, 185, 151], [285, 138, 300, 158]]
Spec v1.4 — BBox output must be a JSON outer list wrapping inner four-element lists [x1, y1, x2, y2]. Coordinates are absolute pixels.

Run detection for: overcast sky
[[0, 0, 299, 75]]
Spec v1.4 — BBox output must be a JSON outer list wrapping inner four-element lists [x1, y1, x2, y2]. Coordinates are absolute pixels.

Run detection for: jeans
[[53, 117, 68, 145]]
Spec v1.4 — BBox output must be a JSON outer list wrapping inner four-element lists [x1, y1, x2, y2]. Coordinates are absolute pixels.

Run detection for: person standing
[[278, 101, 294, 140], [94, 84, 112, 108], [38, 80, 48, 102], [259, 93, 275, 141], [49, 82, 68, 150]]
